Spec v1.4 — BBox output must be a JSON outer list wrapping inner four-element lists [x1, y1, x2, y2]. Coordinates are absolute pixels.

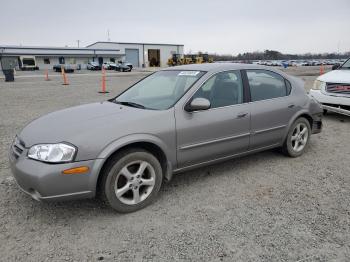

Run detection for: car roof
[[161, 62, 279, 73]]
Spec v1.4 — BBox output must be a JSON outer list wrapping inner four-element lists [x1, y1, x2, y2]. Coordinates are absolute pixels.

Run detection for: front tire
[[99, 148, 163, 213], [282, 117, 311, 157]]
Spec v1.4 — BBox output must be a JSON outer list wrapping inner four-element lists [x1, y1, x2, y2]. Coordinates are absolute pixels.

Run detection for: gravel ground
[[0, 67, 349, 261]]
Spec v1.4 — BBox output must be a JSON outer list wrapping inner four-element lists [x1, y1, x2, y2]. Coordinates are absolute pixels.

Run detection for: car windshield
[[115, 70, 205, 110], [340, 58, 350, 69]]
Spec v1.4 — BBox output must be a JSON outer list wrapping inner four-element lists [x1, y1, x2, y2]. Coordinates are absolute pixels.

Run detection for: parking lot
[[0, 66, 349, 261]]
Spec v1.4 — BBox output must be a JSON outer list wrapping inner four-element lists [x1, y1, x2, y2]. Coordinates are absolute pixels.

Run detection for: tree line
[[207, 50, 350, 61]]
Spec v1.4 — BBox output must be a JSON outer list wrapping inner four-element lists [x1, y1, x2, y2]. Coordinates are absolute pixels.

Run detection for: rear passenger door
[[245, 69, 296, 150]]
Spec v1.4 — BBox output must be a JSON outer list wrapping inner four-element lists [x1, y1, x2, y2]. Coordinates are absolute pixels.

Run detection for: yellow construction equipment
[[167, 53, 213, 66], [185, 53, 213, 64], [201, 53, 214, 63], [167, 54, 181, 66]]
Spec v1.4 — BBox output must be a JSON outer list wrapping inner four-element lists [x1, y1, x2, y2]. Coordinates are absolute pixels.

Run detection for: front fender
[[97, 133, 172, 160], [89, 134, 175, 192]]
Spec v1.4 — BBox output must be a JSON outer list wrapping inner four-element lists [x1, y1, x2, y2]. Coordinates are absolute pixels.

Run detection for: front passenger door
[[175, 70, 251, 168]]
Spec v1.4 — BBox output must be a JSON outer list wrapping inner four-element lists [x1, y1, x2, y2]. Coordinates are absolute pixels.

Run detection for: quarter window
[[246, 70, 289, 102], [192, 71, 244, 109], [285, 79, 292, 95]]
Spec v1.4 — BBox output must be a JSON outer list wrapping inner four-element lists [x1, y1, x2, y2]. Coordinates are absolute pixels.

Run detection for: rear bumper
[[9, 147, 104, 201], [311, 112, 322, 134], [312, 118, 322, 134]]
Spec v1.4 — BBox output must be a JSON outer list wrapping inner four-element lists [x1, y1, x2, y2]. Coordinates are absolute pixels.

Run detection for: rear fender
[[282, 110, 313, 143]]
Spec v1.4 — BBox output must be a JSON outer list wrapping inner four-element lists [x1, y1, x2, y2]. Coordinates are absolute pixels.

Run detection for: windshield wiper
[[115, 100, 146, 109]]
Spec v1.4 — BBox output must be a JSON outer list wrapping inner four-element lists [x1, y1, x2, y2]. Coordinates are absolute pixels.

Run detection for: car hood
[[317, 69, 350, 84], [18, 101, 173, 160]]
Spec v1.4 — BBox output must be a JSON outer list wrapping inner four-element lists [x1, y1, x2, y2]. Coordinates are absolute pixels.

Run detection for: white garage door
[[125, 49, 139, 67]]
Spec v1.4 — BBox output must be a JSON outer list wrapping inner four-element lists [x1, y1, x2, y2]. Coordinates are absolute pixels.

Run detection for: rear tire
[[99, 148, 163, 213], [282, 117, 311, 157]]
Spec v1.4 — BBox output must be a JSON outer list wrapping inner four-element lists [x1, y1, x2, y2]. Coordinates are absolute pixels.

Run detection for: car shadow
[[161, 149, 284, 193], [322, 112, 350, 122]]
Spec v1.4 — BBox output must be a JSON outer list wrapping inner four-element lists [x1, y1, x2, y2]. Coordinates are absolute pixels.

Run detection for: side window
[[285, 79, 292, 95], [192, 71, 244, 109], [246, 70, 289, 102]]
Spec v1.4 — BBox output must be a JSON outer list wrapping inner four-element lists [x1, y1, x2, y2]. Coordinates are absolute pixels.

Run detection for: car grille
[[11, 137, 25, 159], [326, 83, 350, 94]]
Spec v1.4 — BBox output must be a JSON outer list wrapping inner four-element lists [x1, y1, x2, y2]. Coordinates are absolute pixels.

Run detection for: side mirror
[[185, 98, 211, 112], [332, 63, 340, 70]]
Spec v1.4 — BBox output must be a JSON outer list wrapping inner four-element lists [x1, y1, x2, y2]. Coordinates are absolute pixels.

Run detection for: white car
[[309, 58, 350, 116], [102, 62, 117, 70]]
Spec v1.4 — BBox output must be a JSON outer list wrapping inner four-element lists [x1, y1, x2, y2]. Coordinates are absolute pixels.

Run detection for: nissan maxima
[[9, 63, 323, 213]]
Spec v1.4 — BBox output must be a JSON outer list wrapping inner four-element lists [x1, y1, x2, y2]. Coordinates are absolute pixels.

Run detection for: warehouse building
[[0, 41, 184, 70], [0, 46, 123, 70], [87, 42, 184, 68]]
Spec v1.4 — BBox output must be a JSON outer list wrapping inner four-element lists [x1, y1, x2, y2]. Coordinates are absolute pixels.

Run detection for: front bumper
[[9, 147, 104, 201], [309, 89, 350, 107], [309, 89, 350, 116]]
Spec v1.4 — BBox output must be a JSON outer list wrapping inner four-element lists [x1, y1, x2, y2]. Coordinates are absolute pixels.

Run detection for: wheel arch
[[283, 111, 313, 142], [94, 134, 173, 196]]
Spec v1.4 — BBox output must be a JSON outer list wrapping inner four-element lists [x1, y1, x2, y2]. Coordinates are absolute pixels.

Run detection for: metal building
[[0, 41, 184, 70], [87, 42, 184, 68], [0, 45, 123, 70]]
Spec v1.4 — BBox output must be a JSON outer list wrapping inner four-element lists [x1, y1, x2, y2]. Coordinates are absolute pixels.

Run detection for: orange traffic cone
[[45, 69, 50, 81], [98, 68, 109, 93], [61, 66, 69, 85], [320, 64, 324, 75]]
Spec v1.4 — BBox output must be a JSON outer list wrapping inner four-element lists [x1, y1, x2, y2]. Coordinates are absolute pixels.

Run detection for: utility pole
[[107, 30, 111, 41], [77, 40, 80, 48]]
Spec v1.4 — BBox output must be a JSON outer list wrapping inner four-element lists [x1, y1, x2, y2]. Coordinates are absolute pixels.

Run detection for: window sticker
[[178, 71, 200, 76]]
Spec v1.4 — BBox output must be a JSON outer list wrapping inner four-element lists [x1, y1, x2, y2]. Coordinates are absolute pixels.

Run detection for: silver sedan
[[9, 63, 323, 213]]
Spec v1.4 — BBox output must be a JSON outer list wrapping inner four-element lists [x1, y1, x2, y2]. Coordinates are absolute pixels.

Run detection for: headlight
[[312, 80, 326, 90], [28, 143, 76, 163]]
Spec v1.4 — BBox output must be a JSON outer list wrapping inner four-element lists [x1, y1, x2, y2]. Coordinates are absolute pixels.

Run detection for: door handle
[[237, 112, 248, 118], [288, 104, 295, 108]]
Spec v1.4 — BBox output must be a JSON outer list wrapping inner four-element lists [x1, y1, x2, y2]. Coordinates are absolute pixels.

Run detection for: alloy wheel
[[114, 160, 156, 205], [291, 123, 308, 152]]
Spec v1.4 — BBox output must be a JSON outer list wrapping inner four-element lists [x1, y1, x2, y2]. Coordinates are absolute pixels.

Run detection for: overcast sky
[[1, 0, 349, 54]]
